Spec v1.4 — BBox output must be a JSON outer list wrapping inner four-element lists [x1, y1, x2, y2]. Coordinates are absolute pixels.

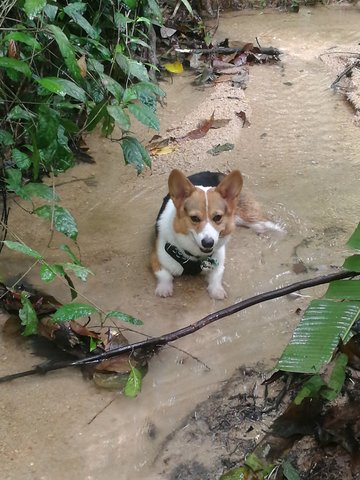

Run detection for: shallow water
[[1, 6, 360, 480]]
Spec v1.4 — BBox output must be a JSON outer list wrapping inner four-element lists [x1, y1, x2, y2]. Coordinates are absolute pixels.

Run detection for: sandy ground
[[1, 5, 360, 480]]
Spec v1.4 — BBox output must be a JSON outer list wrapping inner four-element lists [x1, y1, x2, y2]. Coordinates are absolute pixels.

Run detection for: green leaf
[[24, 0, 47, 19], [37, 77, 86, 102], [114, 12, 133, 30], [63, 263, 92, 281], [3, 240, 43, 260], [128, 102, 159, 130], [35, 205, 78, 240], [5, 168, 22, 193], [325, 280, 360, 300], [122, 0, 138, 9], [321, 352, 348, 401], [107, 105, 130, 131], [144, 0, 163, 25], [219, 466, 249, 480], [36, 105, 59, 148], [276, 299, 360, 374], [64, 3, 99, 40], [128, 59, 150, 81], [89, 337, 99, 352], [99, 74, 124, 101], [344, 255, 360, 272], [124, 81, 165, 101], [121, 136, 152, 173], [11, 148, 31, 170], [47, 24, 82, 81], [52, 303, 97, 322], [347, 222, 360, 250], [86, 99, 108, 131], [29, 129, 40, 180], [59, 244, 81, 265], [19, 293, 38, 336], [0, 57, 32, 78], [22, 183, 59, 201], [293, 375, 325, 405], [7, 106, 35, 121], [5, 31, 41, 50], [105, 310, 143, 326], [0, 129, 15, 146], [40, 263, 65, 282], [124, 366, 143, 397], [282, 460, 301, 480]]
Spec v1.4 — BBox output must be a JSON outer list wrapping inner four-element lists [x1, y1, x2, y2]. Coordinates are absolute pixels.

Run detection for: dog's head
[[168, 169, 243, 255]]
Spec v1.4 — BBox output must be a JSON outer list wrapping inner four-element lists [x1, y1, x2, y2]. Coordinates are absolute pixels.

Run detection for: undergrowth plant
[[0, 0, 164, 206]]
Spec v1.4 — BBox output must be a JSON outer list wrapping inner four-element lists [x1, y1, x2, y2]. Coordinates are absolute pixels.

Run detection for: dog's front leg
[[207, 247, 226, 300], [155, 268, 174, 297]]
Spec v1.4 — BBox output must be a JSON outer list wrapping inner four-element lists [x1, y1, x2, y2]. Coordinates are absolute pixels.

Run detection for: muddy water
[[1, 6, 360, 480]]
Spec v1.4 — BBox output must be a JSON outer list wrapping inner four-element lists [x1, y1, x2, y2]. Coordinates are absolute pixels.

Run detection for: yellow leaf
[[150, 145, 177, 156], [164, 61, 183, 74]]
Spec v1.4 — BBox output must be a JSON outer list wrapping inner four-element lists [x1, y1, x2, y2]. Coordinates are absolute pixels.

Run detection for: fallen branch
[[331, 59, 360, 89], [174, 46, 282, 57], [0, 269, 357, 384]]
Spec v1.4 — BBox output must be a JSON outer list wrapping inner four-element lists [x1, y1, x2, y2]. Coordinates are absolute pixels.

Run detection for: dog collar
[[165, 242, 218, 275]]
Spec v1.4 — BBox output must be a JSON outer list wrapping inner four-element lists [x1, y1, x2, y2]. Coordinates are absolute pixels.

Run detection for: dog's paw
[[208, 284, 227, 300], [155, 283, 174, 298]]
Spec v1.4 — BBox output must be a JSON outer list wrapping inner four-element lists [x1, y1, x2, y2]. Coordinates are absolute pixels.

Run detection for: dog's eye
[[213, 214, 223, 224], [190, 215, 201, 223]]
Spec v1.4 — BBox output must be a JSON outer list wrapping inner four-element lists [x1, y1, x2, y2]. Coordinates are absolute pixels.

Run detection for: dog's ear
[[216, 170, 243, 206], [168, 169, 195, 209]]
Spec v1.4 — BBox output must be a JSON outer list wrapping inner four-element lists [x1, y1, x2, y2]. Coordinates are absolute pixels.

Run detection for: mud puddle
[[1, 5, 360, 480]]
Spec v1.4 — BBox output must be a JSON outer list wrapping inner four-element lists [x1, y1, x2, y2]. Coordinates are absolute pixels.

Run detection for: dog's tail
[[235, 193, 286, 234]]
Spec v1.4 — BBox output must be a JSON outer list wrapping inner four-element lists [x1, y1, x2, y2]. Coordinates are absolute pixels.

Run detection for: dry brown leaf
[[180, 111, 215, 141], [77, 55, 87, 78]]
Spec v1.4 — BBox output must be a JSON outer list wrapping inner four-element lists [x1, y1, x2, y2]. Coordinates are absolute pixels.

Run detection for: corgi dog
[[151, 170, 283, 300]]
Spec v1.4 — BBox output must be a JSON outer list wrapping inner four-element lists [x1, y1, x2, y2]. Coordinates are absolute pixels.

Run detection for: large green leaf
[[47, 25, 82, 81], [37, 77, 86, 102], [276, 299, 360, 374], [105, 310, 143, 326], [121, 136, 151, 173], [40, 263, 65, 282], [128, 102, 159, 130], [22, 183, 59, 201], [321, 352, 348, 401], [3, 240, 43, 260], [59, 244, 81, 265], [11, 148, 31, 170], [347, 222, 360, 250], [23, 0, 47, 19], [107, 105, 130, 131], [0, 57, 32, 78], [325, 280, 360, 300], [19, 293, 39, 336], [35, 205, 78, 240], [52, 303, 97, 322], [63, 3, 99, 39], [99, 74, 124, 101], [344, 255, 360, 272], [7, 106, 35, 121], [5, 31, 41, 50]]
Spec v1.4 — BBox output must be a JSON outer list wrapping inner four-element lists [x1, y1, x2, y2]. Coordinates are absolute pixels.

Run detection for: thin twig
[[0, 269, 357, 384]]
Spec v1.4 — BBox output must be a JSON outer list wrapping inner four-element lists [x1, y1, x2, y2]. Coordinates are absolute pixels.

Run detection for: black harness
[[165, 242, 218, 276]]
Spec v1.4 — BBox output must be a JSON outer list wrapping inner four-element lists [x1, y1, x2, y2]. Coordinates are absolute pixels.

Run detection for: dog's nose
[[201, 237, 214, 249]]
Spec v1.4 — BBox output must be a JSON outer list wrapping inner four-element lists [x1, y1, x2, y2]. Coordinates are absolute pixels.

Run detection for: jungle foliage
[[0, 0, 165, 200]]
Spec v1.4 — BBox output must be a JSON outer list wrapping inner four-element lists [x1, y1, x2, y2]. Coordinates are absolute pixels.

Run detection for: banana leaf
[[276, 299, 360, 374]]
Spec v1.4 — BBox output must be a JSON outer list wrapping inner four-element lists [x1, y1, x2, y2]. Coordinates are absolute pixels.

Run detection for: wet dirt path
[[1, 6, 360, 480]]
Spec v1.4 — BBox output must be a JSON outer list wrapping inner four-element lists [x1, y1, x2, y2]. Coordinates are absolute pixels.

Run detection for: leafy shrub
[[0, 0, 165, 190]]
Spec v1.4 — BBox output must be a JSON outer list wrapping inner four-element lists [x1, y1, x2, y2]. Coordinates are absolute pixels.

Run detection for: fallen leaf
[[164, 61, 183, 74], [236, 111, 251, 128], [180, 111, 215, 140], [207, 143, 234, 156], [149, 145, 177, 156]]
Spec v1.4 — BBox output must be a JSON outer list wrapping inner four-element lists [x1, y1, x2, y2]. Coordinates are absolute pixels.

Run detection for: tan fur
[[150, 239, 161, 273], [237, 192, 267, 224]]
